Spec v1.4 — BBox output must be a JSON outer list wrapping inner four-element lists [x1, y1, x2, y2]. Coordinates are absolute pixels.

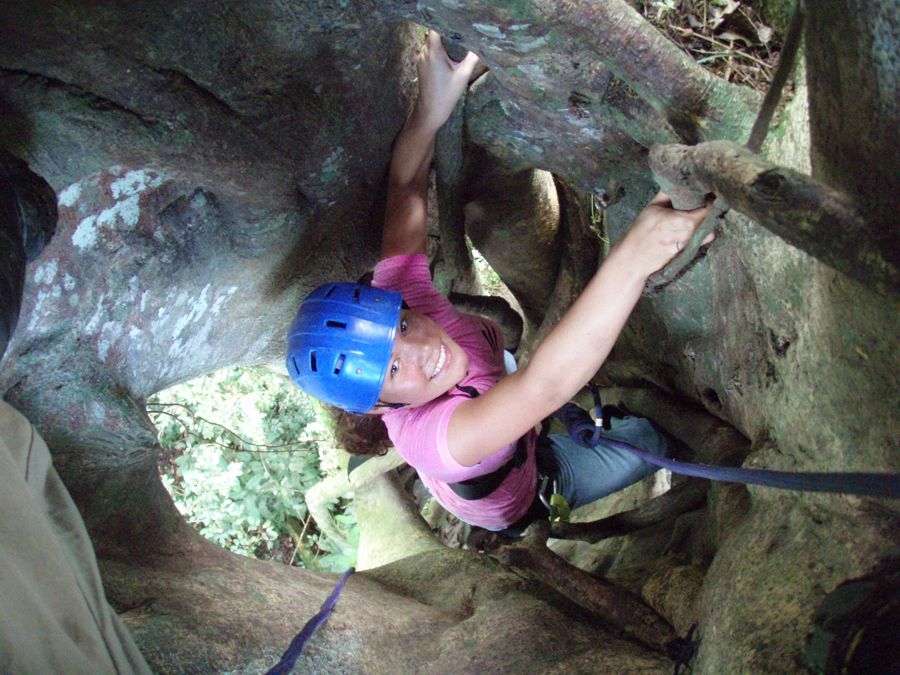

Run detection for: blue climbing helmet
[[285, 282, 403, 413]]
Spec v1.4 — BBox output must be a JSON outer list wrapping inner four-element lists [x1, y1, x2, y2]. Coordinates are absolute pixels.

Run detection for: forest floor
[[635, 0, 786, 90]]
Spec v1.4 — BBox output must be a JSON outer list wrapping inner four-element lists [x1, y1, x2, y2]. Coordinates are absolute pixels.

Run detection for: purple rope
[[267, 568, 355, 675], [607, 439, 900, 498], [556, 403, 900, 499]]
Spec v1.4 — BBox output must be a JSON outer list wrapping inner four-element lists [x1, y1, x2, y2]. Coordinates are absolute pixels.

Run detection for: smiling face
[[376, 309, 468, 410]]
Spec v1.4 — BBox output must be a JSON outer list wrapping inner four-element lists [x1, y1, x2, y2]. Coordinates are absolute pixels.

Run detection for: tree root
[[530, 0, 759, 143], [550, 479, 708, 543], [517, 179, 600, 362], [391, 0, 758, 144], [304, 473, 354, 553], [435, 89, 478, 294], [497, 520, 678, 653]]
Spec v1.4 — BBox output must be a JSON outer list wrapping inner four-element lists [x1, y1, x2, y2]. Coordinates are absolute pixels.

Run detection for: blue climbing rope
[[555, 394, 900, 499], [267, 567, 355, 674]]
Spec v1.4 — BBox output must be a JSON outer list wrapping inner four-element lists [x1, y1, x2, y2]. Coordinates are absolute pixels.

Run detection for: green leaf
[[150, 364, 358, 570]]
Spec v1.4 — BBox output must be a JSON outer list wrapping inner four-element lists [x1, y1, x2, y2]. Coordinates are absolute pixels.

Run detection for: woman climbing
[[286, 31, 712, 534]]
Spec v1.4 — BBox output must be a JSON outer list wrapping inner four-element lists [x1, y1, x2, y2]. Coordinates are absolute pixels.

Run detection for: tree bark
[[465, 71, 653, 196], [528, 0, 759, 143], [463, 163, 562, 326], [378, 0, 759, 144], [805, 0, 900, 237], [354, 471, 442, 571]]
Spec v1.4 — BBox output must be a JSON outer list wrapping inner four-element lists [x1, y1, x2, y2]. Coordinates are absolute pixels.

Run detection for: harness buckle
[[539, 476, 571, 523], [538, 475, 551, 510], [549, 479, 571, 523]]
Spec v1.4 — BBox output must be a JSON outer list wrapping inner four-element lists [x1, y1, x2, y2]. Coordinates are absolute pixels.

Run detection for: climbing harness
[[449, 437, 528, 500], [267, 568, 355, 674], [346, 383, 530, 499], [445, 384, 531, 501], [556, 386, 900, 499]]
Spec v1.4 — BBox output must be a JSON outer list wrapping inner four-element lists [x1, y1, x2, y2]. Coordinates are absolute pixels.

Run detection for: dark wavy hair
[[326, 405, 393, 456]]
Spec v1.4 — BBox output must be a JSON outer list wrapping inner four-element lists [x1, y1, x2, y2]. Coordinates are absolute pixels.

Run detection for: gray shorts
[[548, 415, 670, 509]]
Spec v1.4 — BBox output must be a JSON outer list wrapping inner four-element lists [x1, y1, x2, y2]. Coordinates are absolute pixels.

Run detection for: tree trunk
[[0, 1, 896, 672], [804, 0, 900, 236]]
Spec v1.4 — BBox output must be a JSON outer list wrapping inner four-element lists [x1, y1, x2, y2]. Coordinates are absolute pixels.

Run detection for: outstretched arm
[[380, 31, 480, 259], [448, 193, 713, 466]]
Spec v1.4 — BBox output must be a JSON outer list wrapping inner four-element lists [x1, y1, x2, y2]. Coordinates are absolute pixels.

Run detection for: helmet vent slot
[[353, 287, 361, 302], [309, 352, 318, 372], [324, 286, 337, 298], [291, 355, 301, 374], [326, 320, 347, 329], [333, 354, 345, 374]]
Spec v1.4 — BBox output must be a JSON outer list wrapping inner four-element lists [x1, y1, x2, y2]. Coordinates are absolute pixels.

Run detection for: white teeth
[[431, 345, 446, 379]]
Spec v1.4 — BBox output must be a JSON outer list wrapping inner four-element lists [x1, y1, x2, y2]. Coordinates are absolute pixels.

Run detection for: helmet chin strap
[[374, 380, 478, 411], [375, 400, 408, 410]]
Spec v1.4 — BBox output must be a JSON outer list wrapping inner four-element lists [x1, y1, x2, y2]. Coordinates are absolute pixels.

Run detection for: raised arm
[[380, 31, 479, 259], [448, 193, 713, 466]]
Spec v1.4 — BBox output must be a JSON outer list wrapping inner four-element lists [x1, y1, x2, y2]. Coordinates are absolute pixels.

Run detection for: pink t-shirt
[[372, 254, 537, 528]]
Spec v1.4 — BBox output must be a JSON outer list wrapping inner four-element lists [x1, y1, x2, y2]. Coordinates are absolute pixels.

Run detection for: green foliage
[[148, 366, 357, 571]]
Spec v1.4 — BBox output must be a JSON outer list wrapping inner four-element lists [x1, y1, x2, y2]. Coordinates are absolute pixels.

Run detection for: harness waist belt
[[448, 436, 528, 500]]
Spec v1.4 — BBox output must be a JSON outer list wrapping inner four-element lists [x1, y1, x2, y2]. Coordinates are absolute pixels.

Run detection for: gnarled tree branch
[[434, 92, 478, 294], [529, 0, 759, 143], [381, 0, 758, 145], [648, 140, 898, 296]]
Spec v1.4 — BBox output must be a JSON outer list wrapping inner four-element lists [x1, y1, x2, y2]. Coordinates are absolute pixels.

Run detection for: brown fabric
[[0, 401, 152, 674]]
